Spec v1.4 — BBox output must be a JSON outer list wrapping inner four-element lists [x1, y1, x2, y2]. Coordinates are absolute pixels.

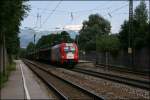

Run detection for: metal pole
[[148, 0, 150, 24], [129, 0, 133, 50], [3, 33, 6, 75], [34, 34, 36, 46], [34, 34, 36, 60], [76, 35, 79, 50], [128, 0, 133, 67], [95, 34, 98, 65], [0, 32, 3, 73], [105, 51, 108, 70]]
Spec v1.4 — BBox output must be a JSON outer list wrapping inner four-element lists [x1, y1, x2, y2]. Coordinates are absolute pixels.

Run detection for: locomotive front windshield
[[64, 46, 75, 53]]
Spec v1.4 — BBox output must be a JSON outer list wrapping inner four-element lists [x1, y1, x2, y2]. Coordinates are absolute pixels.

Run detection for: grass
[[0, 61, 16, 89]]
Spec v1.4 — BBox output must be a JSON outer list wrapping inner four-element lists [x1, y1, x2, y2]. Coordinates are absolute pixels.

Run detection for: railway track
[[71, 68, 150, 90], [23, 59, 104, 100], [96, 64, 150, 76]]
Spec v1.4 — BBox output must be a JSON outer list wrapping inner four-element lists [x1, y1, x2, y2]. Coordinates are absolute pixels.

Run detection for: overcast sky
[[19, 1, 149, 48], [20, 1, 149, 33]]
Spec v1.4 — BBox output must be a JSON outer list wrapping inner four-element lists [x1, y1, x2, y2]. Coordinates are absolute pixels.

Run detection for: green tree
[[36, 31, 74, 49], [36, 34, 52, 48], [36, 33, 62, 48], [119, 20, 130, 49], [145, 23, 150, 47], [26, 42, 35, 52], [134, 0, 148, 24], [119, 0, 149, 49], [60, 31, 73, 42], [19, 48, 26, 58], [79, 14, 111, 51], [0, 0, 29, 74], [96, 34, 120, 54], [0, 0, 29, 60]]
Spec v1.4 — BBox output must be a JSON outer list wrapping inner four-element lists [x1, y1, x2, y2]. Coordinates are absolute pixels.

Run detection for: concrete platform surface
[[79, 60, 93, 63], [0, 60, 51, 99]]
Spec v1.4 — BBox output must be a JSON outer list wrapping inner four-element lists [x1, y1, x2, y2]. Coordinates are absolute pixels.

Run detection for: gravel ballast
[[50, 68, 150, 100]]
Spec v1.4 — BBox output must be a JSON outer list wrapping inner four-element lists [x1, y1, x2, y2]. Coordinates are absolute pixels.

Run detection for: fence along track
[[23, 59, 104, 100], [71, 68, 150, 90]]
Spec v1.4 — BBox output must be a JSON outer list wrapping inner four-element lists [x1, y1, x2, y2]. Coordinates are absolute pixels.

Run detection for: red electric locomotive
[[29, 42, 78, 67], [51, 43, 78, 65]]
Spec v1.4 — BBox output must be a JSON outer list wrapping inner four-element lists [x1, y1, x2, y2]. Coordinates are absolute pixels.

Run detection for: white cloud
[[64, 24, 83, 31]]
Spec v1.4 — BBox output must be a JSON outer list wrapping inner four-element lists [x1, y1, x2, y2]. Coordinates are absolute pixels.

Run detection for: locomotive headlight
[[75, 55, 78, 58]]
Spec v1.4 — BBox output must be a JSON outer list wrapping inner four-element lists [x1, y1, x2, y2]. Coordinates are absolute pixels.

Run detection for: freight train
[[26, 42, 78, 67]]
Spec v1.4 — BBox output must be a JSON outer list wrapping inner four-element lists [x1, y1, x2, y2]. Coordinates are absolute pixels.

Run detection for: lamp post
[[24, 27, 38, 60], [24, 27, 37, 46]]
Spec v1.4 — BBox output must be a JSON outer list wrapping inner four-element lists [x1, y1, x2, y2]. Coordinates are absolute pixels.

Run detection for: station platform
[[0, 60, 50, 99], [79, 60, 93, 63]]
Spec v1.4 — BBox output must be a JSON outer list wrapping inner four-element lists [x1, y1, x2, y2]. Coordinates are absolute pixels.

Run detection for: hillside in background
[[19, 29, 79, 48]]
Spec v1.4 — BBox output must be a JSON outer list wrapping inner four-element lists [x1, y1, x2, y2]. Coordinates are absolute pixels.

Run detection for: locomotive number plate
[[67, 53, 74, 59]]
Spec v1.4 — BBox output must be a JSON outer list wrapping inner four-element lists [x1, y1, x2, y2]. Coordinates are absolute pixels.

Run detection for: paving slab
[[0, 60, 51, 99], [0, 61, 25, 99], [20, 60, 51, 99]]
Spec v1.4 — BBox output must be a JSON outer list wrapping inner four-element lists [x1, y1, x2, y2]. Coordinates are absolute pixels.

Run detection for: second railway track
[[23, 59, 104, 100], [71, 68, 150, 90]]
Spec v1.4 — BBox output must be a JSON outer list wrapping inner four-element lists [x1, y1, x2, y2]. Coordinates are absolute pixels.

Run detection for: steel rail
[[96, 64, 150, 76], [71, 68, 150, 90], [23, 60, 68, 100], [23, 59, 105, 100]]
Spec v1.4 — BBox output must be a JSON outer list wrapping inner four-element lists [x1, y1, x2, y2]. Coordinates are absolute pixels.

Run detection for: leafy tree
[[79, 14, 111, 51], [145, 23, 150, 47], [0, 0, 29, 62], [60, 31, 73, 42], [119, 20, 130, 49], [19, 48, 26, 58], [36, 31, 73, 49], [26, 42, 35, 52], [96, 34, 120, 54], [36, 34, 52, 48], [119, 0, 149, 49], [36, 33, 62, 48], [133, 0, 148, 48], [134, 0, 148, 24]]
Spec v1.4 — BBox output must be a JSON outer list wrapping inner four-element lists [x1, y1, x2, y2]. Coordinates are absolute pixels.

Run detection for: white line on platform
[[20, 63, 31, 100]]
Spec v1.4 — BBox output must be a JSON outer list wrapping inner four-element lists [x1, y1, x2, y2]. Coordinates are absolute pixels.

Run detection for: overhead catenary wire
[[40, 15, 42, 28], [31, 2, 128, 20], [41, 0, 63, 28], [35, 8, 40, 28], [32, 2, 128, 14], [105, 3, 128, 18], [40, 2, 52, 14], [32, 2, 112, 14], [31, 2, 128, 31], [110, 3, 128, 14]]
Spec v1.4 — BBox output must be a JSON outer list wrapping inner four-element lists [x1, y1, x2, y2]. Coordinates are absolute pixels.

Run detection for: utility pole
[[0, 32, 3, 73], [24, 27, 37, 60], [149, 0, 150, 24], [34, 34, 36, 60], [1, 30, 6, 75], [0, 34, 2, 72], [128, 0, 134, 67], [3, 33, 6, 75]]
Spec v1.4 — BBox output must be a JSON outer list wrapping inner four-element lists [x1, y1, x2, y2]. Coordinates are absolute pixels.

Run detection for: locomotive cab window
[[64, 47, 69, 53], [70, 47, 75, 53], [64, 46, 75, 53]]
